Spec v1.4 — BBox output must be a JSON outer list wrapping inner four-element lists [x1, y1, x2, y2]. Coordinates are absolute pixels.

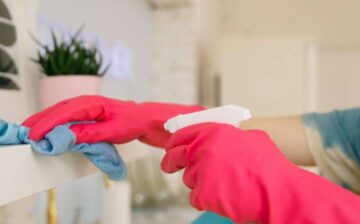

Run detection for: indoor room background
[[0, 0, 360, 223]]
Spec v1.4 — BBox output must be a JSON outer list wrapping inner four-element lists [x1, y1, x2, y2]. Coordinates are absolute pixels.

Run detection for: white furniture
[[0, 141, 144, 211]]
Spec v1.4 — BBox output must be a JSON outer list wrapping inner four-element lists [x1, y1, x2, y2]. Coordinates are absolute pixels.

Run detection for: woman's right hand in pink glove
[[162, 123, 360, 223], [22, 95, 204, 148]]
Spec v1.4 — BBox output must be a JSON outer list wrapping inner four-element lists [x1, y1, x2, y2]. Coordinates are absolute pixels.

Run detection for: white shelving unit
[[0, 141, 146, 207]]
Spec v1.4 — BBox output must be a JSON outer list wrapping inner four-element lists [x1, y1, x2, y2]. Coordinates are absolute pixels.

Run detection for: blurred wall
[[222, 0, 360, 48], [202, 0, 360, 111], [149, 3, 199, 104], [193, 0, 223, 106], [319, 49, 360, 111]]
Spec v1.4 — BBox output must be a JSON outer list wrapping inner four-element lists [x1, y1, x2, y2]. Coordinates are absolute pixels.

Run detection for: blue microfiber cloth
[[0, 120, 126, 181]]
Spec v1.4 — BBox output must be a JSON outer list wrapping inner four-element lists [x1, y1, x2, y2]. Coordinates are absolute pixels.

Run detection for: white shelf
[[0, 141, 148, 206]]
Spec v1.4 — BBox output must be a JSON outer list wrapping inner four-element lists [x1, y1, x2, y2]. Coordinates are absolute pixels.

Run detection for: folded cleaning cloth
[[0, 120, 126, 180]]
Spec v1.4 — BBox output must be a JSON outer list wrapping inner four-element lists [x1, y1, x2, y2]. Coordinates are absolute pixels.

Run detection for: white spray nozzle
[[164, 105, 252, 133]]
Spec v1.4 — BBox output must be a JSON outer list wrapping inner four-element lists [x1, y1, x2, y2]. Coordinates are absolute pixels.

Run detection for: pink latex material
[[23, 95, 204, 148], [161, 123, 360, 223]]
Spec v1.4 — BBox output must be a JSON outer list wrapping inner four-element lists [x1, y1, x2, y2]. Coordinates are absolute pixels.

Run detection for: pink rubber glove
[[161, 123, 360, 223], [23, 95, 204, 148]]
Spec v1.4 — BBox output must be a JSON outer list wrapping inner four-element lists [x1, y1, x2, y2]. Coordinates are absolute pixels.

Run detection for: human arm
[[240, 116, 314, 166]]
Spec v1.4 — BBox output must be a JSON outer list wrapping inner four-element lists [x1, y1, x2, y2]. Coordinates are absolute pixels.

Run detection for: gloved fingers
[[138, 122, 172, 148], [28, 101, 106, 141], [70, 121, 113, 143], [166, 123, 218, 149], [183, 165, 198, 189], [161, 145, 188, 173], [22, 99, 70, 127], [189, 187, 203, 211], [70, 121, 141, 144]]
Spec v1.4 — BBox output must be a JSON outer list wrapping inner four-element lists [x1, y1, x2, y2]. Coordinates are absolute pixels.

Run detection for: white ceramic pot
[[39, 75, 101, 109]]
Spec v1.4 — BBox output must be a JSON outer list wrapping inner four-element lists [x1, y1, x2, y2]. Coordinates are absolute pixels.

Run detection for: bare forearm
[[240, 116, 315, 166]]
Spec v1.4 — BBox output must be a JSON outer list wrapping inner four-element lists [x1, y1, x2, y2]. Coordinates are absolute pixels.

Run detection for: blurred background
[[1, 0, 360, 223]]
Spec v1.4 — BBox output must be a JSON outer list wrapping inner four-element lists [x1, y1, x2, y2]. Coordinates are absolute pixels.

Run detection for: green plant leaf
[[51, 30, 58, 50], [31, 26, 107, 76], [29, 31, 47, 48], [99, 62, 111, 76]]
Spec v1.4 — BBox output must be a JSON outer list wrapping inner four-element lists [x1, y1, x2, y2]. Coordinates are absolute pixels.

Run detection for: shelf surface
[[0, 141, 149, 206]]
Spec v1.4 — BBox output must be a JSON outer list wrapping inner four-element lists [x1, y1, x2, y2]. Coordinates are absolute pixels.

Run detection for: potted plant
[[32, 29, 109, 109]]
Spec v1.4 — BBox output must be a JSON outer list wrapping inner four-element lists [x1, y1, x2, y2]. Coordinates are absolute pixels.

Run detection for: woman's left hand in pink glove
[[22, 95, 204, 148], [162, 123, 360, 223]]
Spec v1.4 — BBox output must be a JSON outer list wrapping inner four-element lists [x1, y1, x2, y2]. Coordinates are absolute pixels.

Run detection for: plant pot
[[39, 75, 101, 109]]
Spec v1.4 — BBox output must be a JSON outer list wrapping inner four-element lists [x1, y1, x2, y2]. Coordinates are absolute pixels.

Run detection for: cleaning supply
[[23, 95, 204, 148], [0, 120, 126, 180], [164, 105, 251, 133], [162, 123, 360, 223]]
